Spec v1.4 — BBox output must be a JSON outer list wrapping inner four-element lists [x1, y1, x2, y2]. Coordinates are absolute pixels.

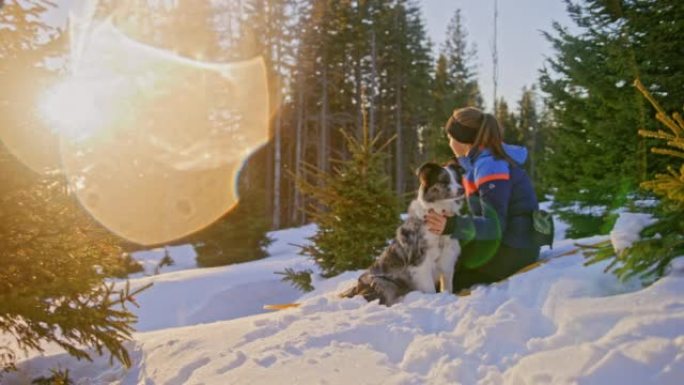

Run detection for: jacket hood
[[475, 143, 528, 166]]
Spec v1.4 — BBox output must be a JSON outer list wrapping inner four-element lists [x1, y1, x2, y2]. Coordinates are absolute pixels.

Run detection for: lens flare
[[40, 77, 120, 142], [39, 2, 270, 245]]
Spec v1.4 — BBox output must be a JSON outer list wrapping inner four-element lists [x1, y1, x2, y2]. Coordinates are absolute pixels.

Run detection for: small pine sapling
[[31, 369, 72, 385], [294, 107, 401, 277], [275, 268, 314, 293], [584, 79, 684, 282]]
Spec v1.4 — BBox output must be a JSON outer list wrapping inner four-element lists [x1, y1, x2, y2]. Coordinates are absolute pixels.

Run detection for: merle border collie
[[341, 161, 466, 305]]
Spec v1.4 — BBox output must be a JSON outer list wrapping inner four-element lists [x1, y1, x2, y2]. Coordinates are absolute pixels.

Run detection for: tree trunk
[[529, 126, 537, 182], [292, 72, 305, 224], [272, 99, 282, 228], [272, 14, 283, 230], [354, 2, 364, 140], [369, 29, 378, 138], [318, 65, 329, 176], [355, 58, 363, 140], [395, 75, 404, 196]]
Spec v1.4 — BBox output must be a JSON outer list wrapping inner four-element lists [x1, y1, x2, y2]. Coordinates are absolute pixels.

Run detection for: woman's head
[[444, 106, 511, 162]]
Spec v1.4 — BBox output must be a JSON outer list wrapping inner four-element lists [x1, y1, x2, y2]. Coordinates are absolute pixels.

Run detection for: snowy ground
[[4, 212, 684, 385], [129, 243, 199, 277]]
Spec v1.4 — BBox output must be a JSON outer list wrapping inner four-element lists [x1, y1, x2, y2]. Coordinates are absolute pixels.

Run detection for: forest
[[1, 0, 683, 374]]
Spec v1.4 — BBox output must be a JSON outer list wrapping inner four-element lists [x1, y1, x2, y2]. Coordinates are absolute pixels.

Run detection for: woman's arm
[[445, 179, 512, 241]]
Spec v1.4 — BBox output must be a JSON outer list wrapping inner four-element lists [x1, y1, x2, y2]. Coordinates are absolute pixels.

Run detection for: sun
[[40, 77, 117, 142]]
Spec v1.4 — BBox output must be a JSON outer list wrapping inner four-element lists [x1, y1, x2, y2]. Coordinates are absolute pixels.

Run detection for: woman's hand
[[425, 209, 451, 235]]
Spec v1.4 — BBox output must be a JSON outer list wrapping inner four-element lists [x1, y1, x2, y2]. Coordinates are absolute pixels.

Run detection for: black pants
[[453, 243, 540, 292]]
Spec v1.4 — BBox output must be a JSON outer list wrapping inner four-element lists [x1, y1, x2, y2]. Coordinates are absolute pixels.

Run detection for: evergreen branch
[[634, 79, 680, 135], [655, 112, 681, 135], [667, 140, 684, 151], [275, 268, 314, 293], [651, 148, 684, 159], [637, 129, 676, 141], [574, 240, 612, 249], [369, 131, 396, 152], [375, 133, 398, 154], [673, 112, 684, 131], [338, 128, 360, 147]]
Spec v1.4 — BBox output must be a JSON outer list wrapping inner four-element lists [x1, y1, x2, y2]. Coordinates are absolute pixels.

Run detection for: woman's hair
[[444, 106, 513, 163]]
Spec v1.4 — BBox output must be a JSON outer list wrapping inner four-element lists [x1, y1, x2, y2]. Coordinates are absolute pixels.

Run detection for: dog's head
[[340, 271, 410, 306], [416, 161, 465, 203]]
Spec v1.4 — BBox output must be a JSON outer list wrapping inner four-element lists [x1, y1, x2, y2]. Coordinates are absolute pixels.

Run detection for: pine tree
[[0, 2, 146, 372], [516, 86, 541, 179], [498, 97, 520, 145], [0, 0, 65, 172], [442, 8, 482, 109], [385, 0, 433, 198], [283, 0, 344, 220], [141, 0, 274, 265], [296, 114, 400, 277], [275, 268, 314, 292], [423, 54, 454, 162], [287, 0, 317, 225], [290, 0, 432, 207], [533, 103, 555, 196], [30, 368, 73, 385], [516, 87, 538, 142], [585, 80, 684, 282], [190, 158, 274, 267], [423, 7, 482, 164], [243, 0, 299, 229], [540, 0, 684, 207], [624, 1, 684, 110], [540, 15, 639, 206], [165, 0, 221, 59]]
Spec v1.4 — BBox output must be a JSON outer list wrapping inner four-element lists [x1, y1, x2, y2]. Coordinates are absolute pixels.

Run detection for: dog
[[341, 161, 467, 306]]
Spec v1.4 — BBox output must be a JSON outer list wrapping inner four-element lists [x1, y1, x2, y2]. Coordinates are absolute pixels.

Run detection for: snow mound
[[5, 222, 684, 385], [610, 212, 657, 254], [8, 250, 684, 384], [121, 224, 318, 331]]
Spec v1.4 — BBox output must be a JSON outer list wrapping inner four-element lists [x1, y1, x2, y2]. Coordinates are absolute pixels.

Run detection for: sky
[[420, 0, 575, 110]]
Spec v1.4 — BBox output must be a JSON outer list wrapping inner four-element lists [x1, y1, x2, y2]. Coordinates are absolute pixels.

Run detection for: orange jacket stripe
[[463, 177, 478, 196], [475, 173, 510, 187]]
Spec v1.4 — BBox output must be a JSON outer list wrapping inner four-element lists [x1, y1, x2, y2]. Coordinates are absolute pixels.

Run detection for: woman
[[425, 106, 540, 291]]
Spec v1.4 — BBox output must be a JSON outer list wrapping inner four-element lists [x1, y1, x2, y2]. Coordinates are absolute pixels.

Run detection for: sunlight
[[40, 77, 118, 142], [37, 2, 271, 245]]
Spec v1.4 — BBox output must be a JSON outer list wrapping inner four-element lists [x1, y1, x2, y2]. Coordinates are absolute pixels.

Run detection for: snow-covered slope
[[129, 244, 199, 276], [119, 224, 319, 332], [5, 216, 684, 385]]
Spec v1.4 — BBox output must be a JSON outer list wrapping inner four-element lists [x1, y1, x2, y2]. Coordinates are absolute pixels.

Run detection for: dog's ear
[[415, 162, 431, 177], [444, 158, 465, 178], [416, 162, 441, 185]]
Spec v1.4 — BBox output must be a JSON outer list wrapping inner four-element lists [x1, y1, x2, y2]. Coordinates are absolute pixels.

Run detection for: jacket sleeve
[[443, 177, 512, 241]]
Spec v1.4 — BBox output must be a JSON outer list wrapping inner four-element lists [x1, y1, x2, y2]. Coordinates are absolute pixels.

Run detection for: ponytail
[[447, 107, 514, 164]]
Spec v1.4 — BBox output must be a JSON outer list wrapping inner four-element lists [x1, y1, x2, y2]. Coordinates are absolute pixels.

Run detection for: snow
[[130, 244, 198, 276], [610, 212, 657, 255], [4, 218, 684, 385], [122, 224, 318, 331]]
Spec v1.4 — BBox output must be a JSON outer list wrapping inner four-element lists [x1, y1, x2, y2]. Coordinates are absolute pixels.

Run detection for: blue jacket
[[446, 144, 539, 250]]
